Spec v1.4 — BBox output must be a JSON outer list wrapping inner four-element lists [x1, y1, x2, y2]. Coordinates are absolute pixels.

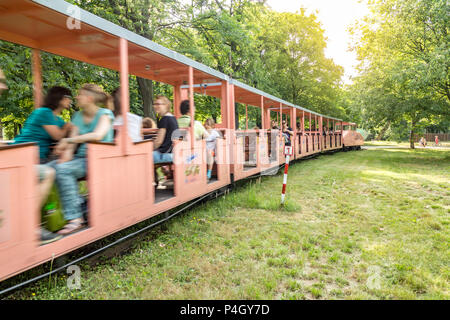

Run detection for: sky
[[265, 0, 370, 84]]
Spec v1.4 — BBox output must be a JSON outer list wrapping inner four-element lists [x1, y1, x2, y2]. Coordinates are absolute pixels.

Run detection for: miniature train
[[0, 0, 364, 282]]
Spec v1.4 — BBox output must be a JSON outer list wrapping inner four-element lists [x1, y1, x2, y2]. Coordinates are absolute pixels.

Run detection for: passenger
[[0, 71, 63, 243], [271, 120, 279, 130], [177, 100, 208, 140], [153, 95, 178, 164], [12, 86, 73, 163], [110, 87, 143, 143], [296, 122, 301, 132], [282, 121, 293, 146], [204, 118, 221, 180], [142, 117, 157, 140], [142, 117, 157, 129], [50, 84, 114, 235], [11, 85, 73, 204]]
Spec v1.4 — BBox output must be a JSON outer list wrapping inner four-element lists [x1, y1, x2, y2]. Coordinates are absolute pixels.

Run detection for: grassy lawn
[[6, 146, 449, 300]]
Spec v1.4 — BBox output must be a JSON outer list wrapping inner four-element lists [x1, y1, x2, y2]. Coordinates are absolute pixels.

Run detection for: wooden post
[[220, 82, 228, 129], [188, 66, 195, 150], [309, 113, 311, 133], [119, 38, 130, 156], [302, 111, 305, 132], [173, 84, 183, 118], [245, 104, 248, 130], [260, 96, 264, 129], [264, 106, 271, 129], [279, 103, 282, 138]]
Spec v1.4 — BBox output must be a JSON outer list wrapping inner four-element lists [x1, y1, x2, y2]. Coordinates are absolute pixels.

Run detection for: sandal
[[57, 219, 84, 236]]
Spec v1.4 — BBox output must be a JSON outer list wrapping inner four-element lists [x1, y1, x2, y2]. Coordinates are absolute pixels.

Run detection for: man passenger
[[177, 100, 208, 140]]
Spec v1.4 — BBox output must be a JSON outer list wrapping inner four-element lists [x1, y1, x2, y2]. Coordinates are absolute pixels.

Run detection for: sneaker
[[40, 227, 62, 245]]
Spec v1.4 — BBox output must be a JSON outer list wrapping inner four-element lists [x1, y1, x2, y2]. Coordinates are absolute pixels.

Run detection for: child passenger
[[204, 118, 221, 180], [142, 117, 157, 129]]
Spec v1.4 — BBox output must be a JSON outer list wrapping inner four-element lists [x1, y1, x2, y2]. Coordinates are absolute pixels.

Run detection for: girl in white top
[[110, 87, 143, 143], [204, 118, 221, 180]]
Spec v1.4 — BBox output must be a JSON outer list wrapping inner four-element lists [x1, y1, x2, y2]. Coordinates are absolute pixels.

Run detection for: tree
[[348, 0, 449, 148]]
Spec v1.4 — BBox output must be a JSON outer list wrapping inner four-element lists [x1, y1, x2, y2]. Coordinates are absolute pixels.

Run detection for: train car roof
[[0, 0, 342, 122]]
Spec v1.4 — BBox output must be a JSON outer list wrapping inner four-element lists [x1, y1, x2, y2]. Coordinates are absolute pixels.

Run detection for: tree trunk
[[234, 103, 239, 129], [410, 120, 415, 149], [136, 77, 156, 120], [376, 121, 390, 140]]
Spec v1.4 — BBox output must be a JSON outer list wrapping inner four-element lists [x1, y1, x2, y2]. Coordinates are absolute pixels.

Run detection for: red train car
[[0, 0, 362, 282], [338, 122, 364, 150]]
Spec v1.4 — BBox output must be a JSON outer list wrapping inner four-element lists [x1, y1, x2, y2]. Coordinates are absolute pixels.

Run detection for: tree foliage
[[347, 0, 449, 147], [1, 0, 353, 138]]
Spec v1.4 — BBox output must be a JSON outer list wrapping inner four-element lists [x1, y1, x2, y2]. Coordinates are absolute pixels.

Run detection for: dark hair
[[111, 87, 121, 117], [42, 86, 72, 110], [180, 100, 190, 115]]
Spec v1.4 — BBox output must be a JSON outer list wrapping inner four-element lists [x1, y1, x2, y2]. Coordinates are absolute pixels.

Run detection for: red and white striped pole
[[281, 146, 293, 205]]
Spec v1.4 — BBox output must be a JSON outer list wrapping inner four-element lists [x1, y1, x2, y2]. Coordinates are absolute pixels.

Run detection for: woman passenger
[[12, 86, 73, 208], [51, 84, 114, 235], [153, 95, 178, 163], [13, 86, 73, 163]]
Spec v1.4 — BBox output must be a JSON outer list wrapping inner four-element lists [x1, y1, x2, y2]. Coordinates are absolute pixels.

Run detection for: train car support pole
[[32, 49, 42, 109]]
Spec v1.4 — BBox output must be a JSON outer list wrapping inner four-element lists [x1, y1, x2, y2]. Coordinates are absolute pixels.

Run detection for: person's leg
[[162, 165, 173, 180], [207, 150, 213, 179], [153, 150, 173, 164], [54, 158, 86, 223], [36, 163, 62, 243], [153, 150, 163, 164], [37, 165, 55, 208]]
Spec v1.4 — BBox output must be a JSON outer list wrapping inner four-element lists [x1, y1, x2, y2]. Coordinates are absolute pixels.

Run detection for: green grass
[[5, 145, 450, 300], [364, 140, 450, 148]]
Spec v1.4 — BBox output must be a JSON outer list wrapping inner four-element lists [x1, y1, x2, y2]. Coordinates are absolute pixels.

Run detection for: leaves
[[1, 0, 348, 137], [346, 0, 449, 145]]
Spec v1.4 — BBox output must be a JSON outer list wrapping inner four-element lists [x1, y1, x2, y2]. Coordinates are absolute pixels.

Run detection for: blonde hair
[[81, 83, 111, 108], [155, 95, 172, 112]]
